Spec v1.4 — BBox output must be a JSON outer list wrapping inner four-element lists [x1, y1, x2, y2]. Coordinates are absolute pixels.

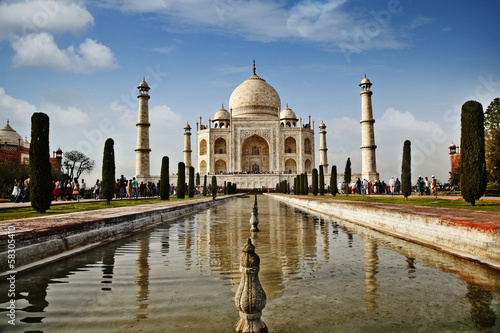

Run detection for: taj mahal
[[134, 62, 379, 190]]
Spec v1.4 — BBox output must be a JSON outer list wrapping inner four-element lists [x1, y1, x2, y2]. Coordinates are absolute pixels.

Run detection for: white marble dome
[[0, 121, 23, 145], [229, 72, 281, 119], [280, 106, 297, 120], [214, 107, 230, 120]]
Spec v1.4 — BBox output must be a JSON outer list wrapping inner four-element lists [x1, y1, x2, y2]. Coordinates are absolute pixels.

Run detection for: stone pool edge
[[0, 195, 244, 277], [268, 194, 500, 270]]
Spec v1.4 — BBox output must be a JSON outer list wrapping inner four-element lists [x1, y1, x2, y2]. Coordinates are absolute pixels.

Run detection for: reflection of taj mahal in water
[[134, 62, 379, 188]]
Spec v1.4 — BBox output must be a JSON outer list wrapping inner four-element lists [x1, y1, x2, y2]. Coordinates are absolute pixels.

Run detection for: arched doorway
[[241, 134, 269, 173], [214, 138, 226, 154], [284, 137, 296, 154], [214, 159, 227, 174], [305, 159, 312, 173], [200, 160, 207, 174], [304, 138, 312, 154], [199, 139, 207, 155], [285, 158, 297, 173]]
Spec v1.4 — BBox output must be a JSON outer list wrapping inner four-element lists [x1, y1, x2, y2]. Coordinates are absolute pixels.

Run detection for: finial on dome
[[6, 119, 9, 126], [222, 103, 224, 109], [253, 60, 256, 74], [286, 103, 288, 109], [364, 73, 366, 78]]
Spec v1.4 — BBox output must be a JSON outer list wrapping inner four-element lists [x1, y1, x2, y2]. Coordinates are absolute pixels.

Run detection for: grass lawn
[[291, 194, 500, 213], [0, 196, 212, 221]]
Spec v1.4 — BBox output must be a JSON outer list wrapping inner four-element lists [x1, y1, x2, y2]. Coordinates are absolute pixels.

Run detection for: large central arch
[[241, 134, 270, 173]]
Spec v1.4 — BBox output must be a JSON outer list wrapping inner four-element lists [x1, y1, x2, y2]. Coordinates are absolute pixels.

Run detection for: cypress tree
[[177, 162, 185, 199], [300, 173, 305, 195], [212, 175, 217, 200], [401, 140, 412, 200], [344, 158, 351, 184], [330, 165, 338, 197], [102, 138, 115, 205], [188, 166, 195, 198], [29, 112, 52, 213], [160, 156, 169, 200], [461, 100, 487, 206], [312, 168, 318, 195], [305, 172, 309, 195], [203, 175, 207, 196], [196, 172, 200, 186], [319, 165, 325, 195]]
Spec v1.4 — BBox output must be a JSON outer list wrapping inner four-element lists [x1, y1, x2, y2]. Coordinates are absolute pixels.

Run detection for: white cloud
[[41, 102, 90, 126], [0, 0, 94, 41], [0, 87, 37, 124], [322, 107, 452, 183], [98, 0, 407, 51], [150, 105, 183, 128], [11, 32, 119, 73]]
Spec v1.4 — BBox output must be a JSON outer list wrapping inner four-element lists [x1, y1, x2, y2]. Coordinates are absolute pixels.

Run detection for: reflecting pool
[[1, 195, 499, 332]]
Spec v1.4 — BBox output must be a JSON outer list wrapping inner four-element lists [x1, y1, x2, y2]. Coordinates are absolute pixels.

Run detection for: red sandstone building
[[0, 120, 63, 171], [449, 142, 461, 176]]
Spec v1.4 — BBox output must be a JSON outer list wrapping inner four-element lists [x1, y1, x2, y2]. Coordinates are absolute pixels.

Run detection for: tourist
[[132, 177, 138, 198], [53, 179, 62, 201], [11, 179, 19, 200], [416, 176, 425, 195], [15, 176, 25, 203], [362, 179, 369, 195], [72, 178, 79, 200], [395, 178, 401, 194], [356, 178, 362, 194], [389, 176, 396, 194], [80, 179, 86, 199], [119, 175, 127, 199], [424, 177, 430, 195], [431, 176, 437, 196], [127, 179, 133, 199], [94, 179, 101, 199], [23, 176, 30, 202]]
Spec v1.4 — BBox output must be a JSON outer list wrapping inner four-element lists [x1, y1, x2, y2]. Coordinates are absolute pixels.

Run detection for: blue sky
[[1, 0, 499, 184]]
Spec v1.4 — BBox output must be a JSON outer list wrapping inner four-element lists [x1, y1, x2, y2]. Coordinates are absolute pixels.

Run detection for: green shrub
[[312, 168, 318, 195], [160, 156, 169, 200], [102, 138, 115, 205], [29, 112, 53, 212], [401, 140, 411, 199], [177, 162, 185, 199], [330, 166, 338, 197], [460, 100, 487, 206]]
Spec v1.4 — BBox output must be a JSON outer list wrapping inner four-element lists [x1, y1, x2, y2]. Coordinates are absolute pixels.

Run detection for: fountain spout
[[235, 238, 267, 333], [250, 194, 259, 232]]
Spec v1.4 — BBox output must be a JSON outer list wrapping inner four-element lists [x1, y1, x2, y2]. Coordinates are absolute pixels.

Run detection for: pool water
[[0, 195, 498, 332]]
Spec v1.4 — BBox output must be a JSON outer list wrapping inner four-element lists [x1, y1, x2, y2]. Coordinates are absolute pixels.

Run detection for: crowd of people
[[332, 175, 438, 196], [9, 173, 442, 203]]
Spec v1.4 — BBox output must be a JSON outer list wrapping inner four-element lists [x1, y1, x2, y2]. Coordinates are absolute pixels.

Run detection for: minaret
[[319, 121, 328, 172], [184, 123, 192, 169], [135, 78, 151, 180], [359, 75, 379, 181]]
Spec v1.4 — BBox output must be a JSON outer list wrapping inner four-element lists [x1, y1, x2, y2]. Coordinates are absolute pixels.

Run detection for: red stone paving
[[289, 195, 500, 233], [0, 197, 217, 237], [0, 194, 499, 237]]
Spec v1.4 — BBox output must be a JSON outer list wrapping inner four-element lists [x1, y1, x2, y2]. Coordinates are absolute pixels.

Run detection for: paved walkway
[[283, 195, 500, 233], [1, 194, 498, 211], [0, 196, 192, 210], [0, 196, 229, 236]]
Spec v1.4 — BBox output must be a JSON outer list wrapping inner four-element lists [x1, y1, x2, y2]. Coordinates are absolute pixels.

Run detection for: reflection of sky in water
[[0, 195, 498, 332]]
